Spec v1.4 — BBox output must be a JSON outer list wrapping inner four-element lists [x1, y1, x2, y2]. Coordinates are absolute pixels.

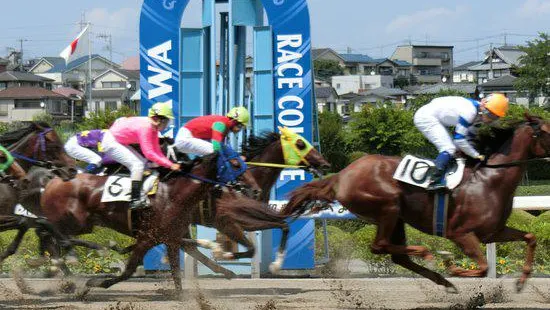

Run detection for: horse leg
[[485, 226, 536, 292], [0, 225, 28, 263], [371, 202, 433, 260], [214, 221, 255, 260], [181, 243, 236, 279], [390, 219, 458, 293], [269, 222, 289, 274], [445, 232, 488, 277], [86, 238, 155, 289], [166, 243, 182, 292], [36, 229, 72, 276]]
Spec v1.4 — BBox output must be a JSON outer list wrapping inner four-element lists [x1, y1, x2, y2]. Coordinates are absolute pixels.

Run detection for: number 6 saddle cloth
[[100, 173, 159, 203]]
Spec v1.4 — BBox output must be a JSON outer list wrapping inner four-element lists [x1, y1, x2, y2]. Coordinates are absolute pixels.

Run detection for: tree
[[394, 76, 409, 89], [406, 90, 470, 112], [314, 59, 343, 82], [318, 111, 349, 171], [513, 33, 550, 101]]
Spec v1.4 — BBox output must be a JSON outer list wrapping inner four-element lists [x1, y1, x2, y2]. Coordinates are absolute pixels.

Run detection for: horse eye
[[296, 139, 306, 150]]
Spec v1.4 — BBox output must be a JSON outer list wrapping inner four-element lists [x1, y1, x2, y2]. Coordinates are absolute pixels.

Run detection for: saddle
[[393, 155, 465, 190]]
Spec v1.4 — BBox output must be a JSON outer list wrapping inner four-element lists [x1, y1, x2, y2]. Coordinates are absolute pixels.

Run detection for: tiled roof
[[468, 62, 512, 71], [315, 86, 336, 99], [493, 46, 525, 66], [478, 75, 516, 87], [360, 86, 408, 97], [0, 71, 54, 82], [454, 61, 481, 71], [392, 59, 412, 67], [53, 87, 84, 98], [122, 56, 139, 70], [0, 57, 8, 65], [339, 53, 373, 63], [64, 54, 119, 72], [31, 57, 66, 73], [114, 69, 140, 80], [0, 86, 67, 99]]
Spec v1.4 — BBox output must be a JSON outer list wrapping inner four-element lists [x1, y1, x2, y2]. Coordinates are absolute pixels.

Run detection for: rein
[[483, 157, 550, 168], [246, 162, 306, 169], [11, 152, 54, 168]]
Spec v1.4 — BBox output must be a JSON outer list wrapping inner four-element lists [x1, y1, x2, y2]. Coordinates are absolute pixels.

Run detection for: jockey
[[413, 93, 509, 190], [0, 145, 25, 182], [64, 129, 111, 174], [101, 102, 181, 209], [173, 106, 249, 156]]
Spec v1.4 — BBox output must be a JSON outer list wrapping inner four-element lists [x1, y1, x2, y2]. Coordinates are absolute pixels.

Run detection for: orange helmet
[[484, 93, 509, 117]]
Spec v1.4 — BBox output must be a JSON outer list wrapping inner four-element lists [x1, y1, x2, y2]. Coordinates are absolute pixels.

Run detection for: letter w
[[147, 66, 172, 99]]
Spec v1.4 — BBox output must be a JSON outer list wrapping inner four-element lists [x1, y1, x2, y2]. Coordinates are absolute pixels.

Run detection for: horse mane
[[242, 131, 280, 159], [0, 122, 51, 146], [473, 120, 524, 157]]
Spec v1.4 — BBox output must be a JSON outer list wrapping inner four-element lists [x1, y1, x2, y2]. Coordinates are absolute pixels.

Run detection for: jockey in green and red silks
[[173, 107, 249, 156], [0, 144, 26, 181]]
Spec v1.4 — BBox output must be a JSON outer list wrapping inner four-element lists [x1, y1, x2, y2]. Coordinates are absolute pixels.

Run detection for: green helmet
[[148, 102, 174, 119], [226, 107, 250, 126]]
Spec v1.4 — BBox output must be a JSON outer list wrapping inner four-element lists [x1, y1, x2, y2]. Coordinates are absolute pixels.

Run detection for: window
[[102, 81, 125, 88], [0, 104, 7, 116], [129, 81, 137, 91], [48, 100, 64, 114], [0, 82, 6, 91], [14, 101, 42, 109], [105, 101, 117, 111], [336, 83, 341, 89]]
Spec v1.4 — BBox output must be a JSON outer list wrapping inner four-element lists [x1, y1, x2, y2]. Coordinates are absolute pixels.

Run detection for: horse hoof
[[445, 285, 459, 294], [86, 278, 105, 288], [269, 263, 281, 274], [515, 280, 525, 293], [222, 252, 234, 260], [65, 255, 78, 265]]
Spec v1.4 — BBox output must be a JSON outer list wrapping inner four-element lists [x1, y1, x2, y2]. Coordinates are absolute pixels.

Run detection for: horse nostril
[[321, 164, 331, 171]]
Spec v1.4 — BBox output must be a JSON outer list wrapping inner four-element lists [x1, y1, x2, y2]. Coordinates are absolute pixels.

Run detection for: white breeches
[[414, 114, 456, 155], [174, 127, 214, 156], [64, 136, 102, 165], [101, 131, 147, 181]]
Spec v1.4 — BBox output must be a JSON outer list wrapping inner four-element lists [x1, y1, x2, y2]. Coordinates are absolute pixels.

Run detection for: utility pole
[[489, 43, 494, 80], [97, 33, 113, 64], [79, 12, 87, 30], [17, 39, 28, 71]]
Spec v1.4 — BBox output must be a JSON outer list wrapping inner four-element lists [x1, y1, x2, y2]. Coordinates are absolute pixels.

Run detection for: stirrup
[[129, 200, 148, 210]]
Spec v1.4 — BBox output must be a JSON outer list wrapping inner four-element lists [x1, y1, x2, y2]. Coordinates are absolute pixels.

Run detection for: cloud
[[385, 7, 458, 33], [518, 0, 550, 17]]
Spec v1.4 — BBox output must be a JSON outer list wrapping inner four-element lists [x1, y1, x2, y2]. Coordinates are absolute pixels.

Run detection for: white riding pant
[[174, 127, 214, 156], [64, 136, 102, 166], [101, 131, 147, 181], [414, 113, 457, 155]]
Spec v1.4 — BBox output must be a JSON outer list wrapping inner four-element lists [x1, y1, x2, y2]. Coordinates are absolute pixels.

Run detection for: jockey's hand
[[170, 163, 181, 171], [475, 155, 486, 162]]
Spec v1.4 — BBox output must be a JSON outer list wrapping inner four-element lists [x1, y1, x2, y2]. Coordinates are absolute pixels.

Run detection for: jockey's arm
[[138, 129, 174, 168], [453, 117, 480, 158], [211, 122, 227, 152]]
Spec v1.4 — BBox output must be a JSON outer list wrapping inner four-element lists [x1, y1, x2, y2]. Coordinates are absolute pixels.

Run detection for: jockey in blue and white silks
[[414, 94, 509, 190]]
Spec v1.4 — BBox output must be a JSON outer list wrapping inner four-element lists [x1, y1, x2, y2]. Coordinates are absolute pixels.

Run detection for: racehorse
[[0, 122, 76, 264], [177, 128, 330, 276], [282, 115, 550, 292], [37, 150, 259, 291]]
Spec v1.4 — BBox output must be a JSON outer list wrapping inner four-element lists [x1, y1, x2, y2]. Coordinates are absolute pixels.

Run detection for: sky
[[0, 0, 548, 66]]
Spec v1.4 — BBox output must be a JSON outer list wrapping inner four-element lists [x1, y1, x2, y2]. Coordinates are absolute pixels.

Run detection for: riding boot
[[427, 151, 451, 191], [129, 180, 147, 210]]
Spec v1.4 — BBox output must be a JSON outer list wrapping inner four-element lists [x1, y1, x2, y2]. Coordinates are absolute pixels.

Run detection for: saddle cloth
[[100, 174, 159, 203], [392, 155, 465, 190]]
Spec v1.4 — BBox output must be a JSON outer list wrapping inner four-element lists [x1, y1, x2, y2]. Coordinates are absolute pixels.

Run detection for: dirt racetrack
[[0, 276, 549, 310]]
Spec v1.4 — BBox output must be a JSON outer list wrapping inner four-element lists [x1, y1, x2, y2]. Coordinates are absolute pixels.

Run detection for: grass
[[516, 180, 550, 196]]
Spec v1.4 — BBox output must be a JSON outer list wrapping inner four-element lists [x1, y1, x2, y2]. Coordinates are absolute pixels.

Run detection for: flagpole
[[88, 22, 92, 115]]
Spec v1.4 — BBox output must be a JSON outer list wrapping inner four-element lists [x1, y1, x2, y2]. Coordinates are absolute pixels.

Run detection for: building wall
[[31, 61, 53, 74], [91, 99, 123, 112], [332, 75, 394, 95], [391, 46, 413, 62], [94, 71, 129, 88], [391, 45, 453, 84], [453, 70, 476, 83]]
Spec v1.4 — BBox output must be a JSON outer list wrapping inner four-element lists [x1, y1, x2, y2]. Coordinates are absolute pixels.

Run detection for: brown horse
[[0, 122, 76, 264], [176, 130, 330, 276], [283, 115, 550, 292], [38, 151, 259, 290]]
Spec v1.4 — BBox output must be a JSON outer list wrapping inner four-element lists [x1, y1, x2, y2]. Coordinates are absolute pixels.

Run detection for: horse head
[[30, 122, 76, 168], [277, 126, 331, 177], [525, 114, 550, 157]]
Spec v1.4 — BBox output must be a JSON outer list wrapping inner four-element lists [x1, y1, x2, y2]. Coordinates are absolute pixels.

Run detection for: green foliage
[[318, 111, 349, 171], [347, 105, 434, 157], [394, 76, 409, 89], [314, 59, 343, 82], [31, 112, 55, 125], [77, 106, 137, 131], [514, 33, 550, 99], [348, 151, 366, 163]]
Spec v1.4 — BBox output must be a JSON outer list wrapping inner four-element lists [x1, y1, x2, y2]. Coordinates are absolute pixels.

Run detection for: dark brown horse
[[0, 122, 76, 264], [283, 115, 550, 292], [177, 129, 330, 275], [38, 152, 259, 290]]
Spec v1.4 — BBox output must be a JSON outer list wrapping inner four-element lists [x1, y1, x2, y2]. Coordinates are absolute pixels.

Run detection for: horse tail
[[216, 196, 288, 231], [282, 175, 339, 217]]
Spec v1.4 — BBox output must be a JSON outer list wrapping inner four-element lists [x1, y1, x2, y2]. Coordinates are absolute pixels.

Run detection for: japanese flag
[[59, 25, 89, 63]]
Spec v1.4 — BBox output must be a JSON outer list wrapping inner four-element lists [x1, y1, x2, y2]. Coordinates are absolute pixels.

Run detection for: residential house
[[0, 71, 54, 91], [312, 48, 346, 66], [467, 45, 525, 84], [477, 75, 547, 107], [90, 68, 140, 113], [28, 57, 67, 87], [331, 74, 394, 95], [52, 87, 85, 120], [339, 53, 374, 75], [359, 87, 408, 105], [315, 86, 338, 113], [361, 58, 413, 79], [0, 57, 8, 73], [453, 61, 480, 83], [0, 87, 69, 122], [412, 83, 478, 98], [390, 45, 454, 84]]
